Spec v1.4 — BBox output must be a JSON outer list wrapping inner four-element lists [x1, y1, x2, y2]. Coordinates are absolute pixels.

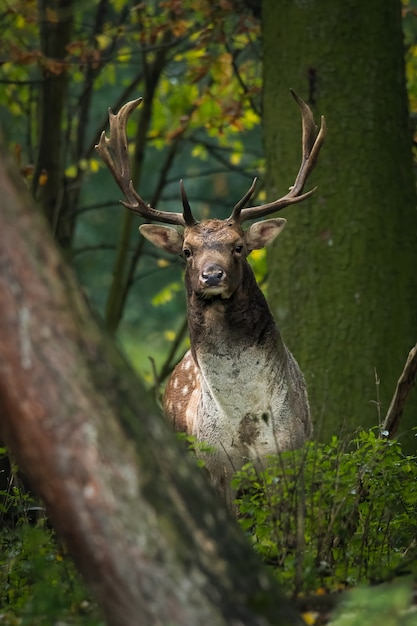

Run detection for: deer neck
[[186, 262, 285, 370]]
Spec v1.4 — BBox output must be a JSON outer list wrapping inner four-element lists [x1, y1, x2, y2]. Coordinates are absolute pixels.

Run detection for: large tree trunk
[[0, 136, 303, 625], [262, 0, 417, 445]]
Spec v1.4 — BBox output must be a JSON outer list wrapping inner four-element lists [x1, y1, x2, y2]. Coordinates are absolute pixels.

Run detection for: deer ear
[[139, 224, 183, 255], [245, 218, 287, 251]]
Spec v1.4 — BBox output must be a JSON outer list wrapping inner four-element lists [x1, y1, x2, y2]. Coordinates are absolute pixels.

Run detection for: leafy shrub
[[0, 523, 104, 625], [176, 432, 217, 467], [233, 429, 417, 594], [0, 448, 103, 624]]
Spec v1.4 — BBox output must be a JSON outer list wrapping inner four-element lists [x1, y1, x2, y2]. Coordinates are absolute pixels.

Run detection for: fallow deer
[[96, 91, 326, 508]]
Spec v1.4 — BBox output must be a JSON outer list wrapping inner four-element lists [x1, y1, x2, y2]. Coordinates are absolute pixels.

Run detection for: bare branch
[[381, 343, 417, 439]]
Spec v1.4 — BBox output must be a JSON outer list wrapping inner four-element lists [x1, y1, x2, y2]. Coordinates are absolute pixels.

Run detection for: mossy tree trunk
[[0, 137, 303, 625], [262, 0, 417, 443]]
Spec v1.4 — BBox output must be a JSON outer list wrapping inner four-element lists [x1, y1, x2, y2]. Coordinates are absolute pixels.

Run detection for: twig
[[224, 41, 261, 117], [381, 343, 417, 439], [153, 316, 189, 388]]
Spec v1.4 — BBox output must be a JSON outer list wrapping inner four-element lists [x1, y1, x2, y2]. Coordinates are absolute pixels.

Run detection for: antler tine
[[289, 89, 326, 196], [229, 177, 258, 222], [95, 99, 187, 227], [180, 180, 197, 226], [231, 90, 326, 224]]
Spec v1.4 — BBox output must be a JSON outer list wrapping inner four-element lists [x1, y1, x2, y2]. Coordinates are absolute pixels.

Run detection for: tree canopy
[[0, 1, 265, 379]]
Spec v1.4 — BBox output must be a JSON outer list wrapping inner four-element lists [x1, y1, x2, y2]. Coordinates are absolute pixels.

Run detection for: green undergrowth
[[1, 431, 417, 624], [233, 429, 417, 596], [0, 498, 103, 625], [328, 578, 416, 626]]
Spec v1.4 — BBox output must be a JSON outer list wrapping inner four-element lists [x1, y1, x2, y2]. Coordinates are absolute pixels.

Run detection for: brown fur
[[141, 218, 312, 508]]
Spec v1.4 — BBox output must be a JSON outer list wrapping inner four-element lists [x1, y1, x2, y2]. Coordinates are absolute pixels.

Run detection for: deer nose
[[201, 265, 224, 287]]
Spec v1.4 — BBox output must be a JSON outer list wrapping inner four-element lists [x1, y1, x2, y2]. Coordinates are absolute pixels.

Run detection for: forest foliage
[[0, 0, 268, 390], [2, 0, 417, 389], [1, 1, 417, 624]]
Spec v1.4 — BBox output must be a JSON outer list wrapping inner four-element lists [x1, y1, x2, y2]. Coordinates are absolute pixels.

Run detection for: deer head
[[95, 91, 326, 299], [139, 217, 286, 303]]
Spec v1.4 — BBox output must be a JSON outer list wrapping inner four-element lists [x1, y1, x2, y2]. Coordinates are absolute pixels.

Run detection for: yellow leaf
[[95, 33, 112, 50], [152, 282, 181, 306], [15, 14, 26, 29], [65, 164, 77, 178], [117, 46, 131, 63], [157, 258, 170, 268], [38, 172, 48, 186], [89, 159, 100, 173], [250, 249, 265, 261], [301, 611, 319, 625], [9, 101, 22, 116], [164, 330, 176, 341], [244, 108, 261, 127], [230, 152, 242, 166], [191, 144, 208, 160]]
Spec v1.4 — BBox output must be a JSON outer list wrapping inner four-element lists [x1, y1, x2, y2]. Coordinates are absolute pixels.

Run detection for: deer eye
[[183, 248, 192, 258], [234, 245, 243, 254]]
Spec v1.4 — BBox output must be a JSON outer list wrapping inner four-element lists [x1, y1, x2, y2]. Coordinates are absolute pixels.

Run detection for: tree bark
[[0, 136, 302, 625], [262, 0, 417, 446]]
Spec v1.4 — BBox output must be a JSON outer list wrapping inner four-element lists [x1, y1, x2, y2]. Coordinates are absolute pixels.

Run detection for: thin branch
[[224, 40, 261, 117], [188, 138, 248, 172], [153, 316, 189, 391], [381, 343, 417, 439], [72, 243, 118, 256], [0, 78, 43, 85], [76, 0, 115, 160], [166, 165, 259, 183], [104, 25, 180, 334]]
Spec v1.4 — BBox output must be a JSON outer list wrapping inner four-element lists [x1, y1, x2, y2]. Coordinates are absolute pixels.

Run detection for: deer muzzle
[[201, 264, 225, 288]]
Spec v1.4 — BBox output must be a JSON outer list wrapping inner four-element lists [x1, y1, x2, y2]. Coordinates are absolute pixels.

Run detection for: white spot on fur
[[182, 385, 189, 396], [173, 377, 179, 389]]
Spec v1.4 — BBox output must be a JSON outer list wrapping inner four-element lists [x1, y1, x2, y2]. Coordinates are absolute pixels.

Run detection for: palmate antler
[[95, 90, 326, 227], [95, 98, 195, 227]]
